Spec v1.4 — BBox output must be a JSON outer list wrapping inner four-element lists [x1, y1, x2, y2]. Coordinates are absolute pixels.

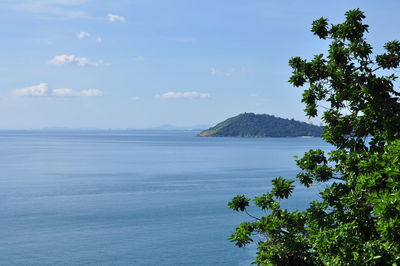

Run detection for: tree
[[228, 9, 400, 265]]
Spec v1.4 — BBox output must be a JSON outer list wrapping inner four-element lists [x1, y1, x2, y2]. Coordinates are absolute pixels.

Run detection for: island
[[198, 113, 323, 137]]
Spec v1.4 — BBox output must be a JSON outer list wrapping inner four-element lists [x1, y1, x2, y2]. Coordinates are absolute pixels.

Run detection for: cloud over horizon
[[14, 83, 48, 97], [47, 54, 109, 67], [155, 91, 211, 99], [13, 83, 103, 97], [52, 88, 103, 97]]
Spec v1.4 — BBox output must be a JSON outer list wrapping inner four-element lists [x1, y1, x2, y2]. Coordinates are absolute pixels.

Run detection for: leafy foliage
[[198, 113, 323, 137], [228, 195, 250, 212], [228, 9, 400, 265]]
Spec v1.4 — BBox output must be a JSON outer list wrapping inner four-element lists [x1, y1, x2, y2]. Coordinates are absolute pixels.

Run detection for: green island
[[198, 113, 323, 137]]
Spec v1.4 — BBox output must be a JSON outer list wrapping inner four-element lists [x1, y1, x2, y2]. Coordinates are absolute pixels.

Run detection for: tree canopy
[[228, 9, 400, 265]]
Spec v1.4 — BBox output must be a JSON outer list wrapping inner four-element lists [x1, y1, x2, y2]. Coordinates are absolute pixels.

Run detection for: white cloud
[[47, 54, 109, 67], [107, 13, 125, 22], [96, 37, 103, 43], [51, 88, 74, 96], [211, 67, 234, 77], [133, 56, 145, 61], [78, 89, 103, 96], [77, 31, 90, 39], [14, 83, 48, 96], [4, 0, 88, 18], [155, 91, 211, 99], [13, 83, 103, 97], [131, 96, 141, 101], [52, 88, 103, 97]]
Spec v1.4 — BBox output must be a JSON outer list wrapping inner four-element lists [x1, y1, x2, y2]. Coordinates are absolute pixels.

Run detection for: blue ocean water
[[0, 130, 331, 265]]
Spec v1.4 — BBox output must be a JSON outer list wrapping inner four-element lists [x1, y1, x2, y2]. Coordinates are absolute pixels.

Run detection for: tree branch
[[244, 209, 261, 220]]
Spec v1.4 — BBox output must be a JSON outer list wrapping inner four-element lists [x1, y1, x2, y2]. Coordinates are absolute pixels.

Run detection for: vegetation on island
[[198, 113, 323, 137], [228, 9, 400, 265]]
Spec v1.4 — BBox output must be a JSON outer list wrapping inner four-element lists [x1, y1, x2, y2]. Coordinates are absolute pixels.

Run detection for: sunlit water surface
[[0, 130, 331, 265]]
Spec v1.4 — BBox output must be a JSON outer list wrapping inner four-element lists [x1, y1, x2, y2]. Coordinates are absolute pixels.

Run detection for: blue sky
[[0, 0, 399, 129]]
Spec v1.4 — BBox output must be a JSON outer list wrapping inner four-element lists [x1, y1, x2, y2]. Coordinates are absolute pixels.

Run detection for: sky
[[0, 0, 399, 129]]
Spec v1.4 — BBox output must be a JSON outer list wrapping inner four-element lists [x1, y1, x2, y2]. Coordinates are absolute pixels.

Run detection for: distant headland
[[198, 113, 323, 137]]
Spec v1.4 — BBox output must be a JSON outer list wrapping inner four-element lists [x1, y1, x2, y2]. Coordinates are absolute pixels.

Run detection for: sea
[[0, 130, 331, 265]]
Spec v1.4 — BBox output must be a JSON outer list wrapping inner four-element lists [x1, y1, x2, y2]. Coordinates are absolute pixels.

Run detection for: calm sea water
[[0, 130, 331, 265]]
